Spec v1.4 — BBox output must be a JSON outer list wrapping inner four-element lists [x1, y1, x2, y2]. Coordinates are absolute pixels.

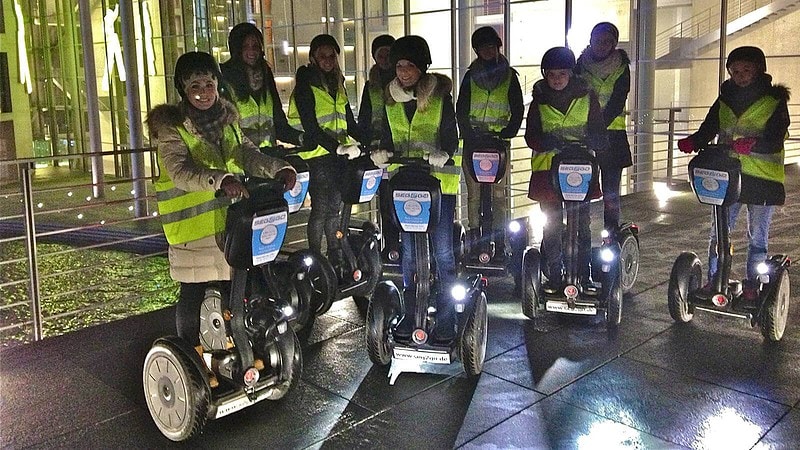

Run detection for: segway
[[288, 152, 384, 319], [462, 134, 529, 290], [521, 143, 630, 328], [365, 157, 488, 385], [143, 177, 304, 441], [667, 143, 790, 341]]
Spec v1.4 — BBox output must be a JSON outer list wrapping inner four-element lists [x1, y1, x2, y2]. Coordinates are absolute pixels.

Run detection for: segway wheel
[[259, 327, 303, 400], [288, 249, 336, 315], [460, 292, 488, 377], [668, 252, 701, 323], [619, 231, 640, 293], [143, 341, 209, 442], [453, 222, 466, 267], [521, 248, 542, 319], [604, 259, 623, 328], [760, 269, 790, 342], [351, 228, 383, 317], [365, 282, 401, 366]]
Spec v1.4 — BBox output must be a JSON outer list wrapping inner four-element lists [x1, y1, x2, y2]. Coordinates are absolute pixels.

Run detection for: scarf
[[579, 48, 623, 80], [389, 78, 416, 103], [181, 99, 228, 145], [470, 54, 511, 91]]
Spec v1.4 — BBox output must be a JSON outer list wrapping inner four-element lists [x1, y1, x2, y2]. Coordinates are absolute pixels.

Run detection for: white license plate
[[392, 347, 451, 364], [545, 301, 597, 315]]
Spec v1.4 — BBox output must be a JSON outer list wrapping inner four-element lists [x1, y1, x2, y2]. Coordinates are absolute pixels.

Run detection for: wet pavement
[[2, 165, 799, 449]]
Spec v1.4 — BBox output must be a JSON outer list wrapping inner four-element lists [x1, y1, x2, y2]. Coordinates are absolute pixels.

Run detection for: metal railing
[[2, 105, 799, 346]]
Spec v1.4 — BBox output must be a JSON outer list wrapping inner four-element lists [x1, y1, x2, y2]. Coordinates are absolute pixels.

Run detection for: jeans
[[540, 199, 591, 282], [307, 156, 344, 254], [599, 162, 623, 231], [462, 159, 508, 230], [401, 195, 457, 288], [707, 202, 774, 281]]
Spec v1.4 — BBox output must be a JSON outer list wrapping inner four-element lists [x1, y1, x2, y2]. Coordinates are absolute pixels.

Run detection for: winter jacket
[[575, 48, 632, 169], [524, 77, 605, 203], [686, 74, 790, 205], [358, 64, 395, 146], [456, 62, 524, 141], [147, 99, 294, 283]]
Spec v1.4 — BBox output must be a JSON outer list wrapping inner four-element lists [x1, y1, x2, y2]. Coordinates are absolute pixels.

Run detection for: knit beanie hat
[[590, 22, 619, 44], [726, 46, 767, 73], [310, 34, 341, 55], [371, 34, 395, 58], [389, 35, 432, 72], [174, 51, 221, 98]]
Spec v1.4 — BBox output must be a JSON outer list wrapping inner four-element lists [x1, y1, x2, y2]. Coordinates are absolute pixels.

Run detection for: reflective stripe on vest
[[530, 95, 590, 173], [287, 84, 349, 159], [154, 124, 246, 245], [233, 92, 275, 148], [579, 64, 626, 130], [719, 96, 785, 183], [468, 72, 512, 133], [386, 96, 462, 194]]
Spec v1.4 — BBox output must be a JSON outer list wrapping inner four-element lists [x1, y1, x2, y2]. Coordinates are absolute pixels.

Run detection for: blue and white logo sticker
[[558, 163, 592, 201], [359, 168, 383, 203], [472, 152, 500, 183], [251, 211, 287, 265], [284, 171, 310, 213], [693, 168, 729, 205], [393, 190, 431, 232]]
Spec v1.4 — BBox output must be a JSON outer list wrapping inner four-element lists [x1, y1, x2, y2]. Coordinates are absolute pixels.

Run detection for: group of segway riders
[[142, 19, 791, 440]]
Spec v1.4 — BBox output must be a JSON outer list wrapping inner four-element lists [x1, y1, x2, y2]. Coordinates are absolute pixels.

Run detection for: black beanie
[[174, 52, 221, 98], [371, 34, 395, 58], [390, 35, 432, 72], [228, 22, 263, 61], [726, 46, 767, 73], [310, 34, 341, 55]]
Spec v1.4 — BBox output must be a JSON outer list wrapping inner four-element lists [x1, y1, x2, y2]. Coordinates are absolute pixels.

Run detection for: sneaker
[[697, 281, 715, 297], [542, 279, 561, 294], [581, 280, 600, 294]]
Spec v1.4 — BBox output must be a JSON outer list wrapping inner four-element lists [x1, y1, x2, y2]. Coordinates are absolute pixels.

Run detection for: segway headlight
[[303, 256, 314, 267], [600, 248, 615, 263], [282, 305, 295, 318], [756, 262, 770, 284], [451, 284, 468, 302], [508, 220, 522, 234], [601, 229, 610, 239]]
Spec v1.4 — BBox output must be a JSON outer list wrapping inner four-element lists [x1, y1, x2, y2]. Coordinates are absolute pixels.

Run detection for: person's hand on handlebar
[[369, 149, 393, 168], [220, 176, 249, 199], [274, 168, 297, 192], [677, 137, 697, 154], [336, 144, 361, 160], [424, 150, 450, 168]]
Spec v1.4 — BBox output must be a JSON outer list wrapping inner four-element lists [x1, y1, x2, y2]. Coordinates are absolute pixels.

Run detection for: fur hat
[[390, 35, 432, 73], [174, 52, 221, 98]]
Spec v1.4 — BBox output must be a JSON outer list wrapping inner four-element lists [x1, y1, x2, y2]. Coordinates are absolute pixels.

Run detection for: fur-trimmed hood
[[146, 98, 239, 140], [385, 72, 452, 111]]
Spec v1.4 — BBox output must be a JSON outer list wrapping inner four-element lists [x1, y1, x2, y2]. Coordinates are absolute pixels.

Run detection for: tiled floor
[[2, 166, 799, 449]]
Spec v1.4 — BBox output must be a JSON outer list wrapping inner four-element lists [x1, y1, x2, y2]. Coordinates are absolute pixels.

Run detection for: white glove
[[425, 150, 450, 168], [336, 144, 361, 160], [370, 149, 393, 168]]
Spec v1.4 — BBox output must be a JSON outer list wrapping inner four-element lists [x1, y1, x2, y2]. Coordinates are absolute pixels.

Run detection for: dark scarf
[[535, 77, 589, 114], [181, 99, 227, 145], [470, 54, 511, 91], [720, 73, 772, 115]]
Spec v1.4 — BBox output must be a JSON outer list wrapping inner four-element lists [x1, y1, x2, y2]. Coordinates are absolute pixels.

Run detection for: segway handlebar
[[697, 143, 731, 153], [384, 156, 456, 167], [215, 176, 288, 199]]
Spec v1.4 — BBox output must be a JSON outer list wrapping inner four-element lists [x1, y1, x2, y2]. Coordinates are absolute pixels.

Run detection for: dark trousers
[[599, 162, 623, 231], [307, 155, 344, 254], [540, 199, 591, 282]]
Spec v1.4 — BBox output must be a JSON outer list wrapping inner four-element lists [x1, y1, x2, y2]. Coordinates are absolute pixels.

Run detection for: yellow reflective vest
[[155, 124, 246, 245], [530, 95, 591, 174], [468, 72, 512, 133], [385, 96, 462, 195], [579, 64, 627, 131], [719, 96, 784, 184], [231, 91, 275, 148], [287, 84, 350, 159]]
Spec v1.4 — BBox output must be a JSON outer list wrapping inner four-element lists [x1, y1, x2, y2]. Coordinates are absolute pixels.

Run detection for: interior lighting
[[14, 0, 32, 94]]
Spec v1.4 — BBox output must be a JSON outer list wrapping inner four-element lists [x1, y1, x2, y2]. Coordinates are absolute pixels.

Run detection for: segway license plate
[[251, 210, 288, 265], [393, 190, 432, 232], [392, 347, 451, 364], [284, 171, 310, 213], [359, 168, 383, 203], [472, 152, 501, 183], [545, 301, 597, 315], [558, 163, 593, 202], [692, 168, 730, 206]]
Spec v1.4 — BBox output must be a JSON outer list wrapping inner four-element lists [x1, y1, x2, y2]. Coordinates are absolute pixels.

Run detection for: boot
[[492, 228, 507, 263]]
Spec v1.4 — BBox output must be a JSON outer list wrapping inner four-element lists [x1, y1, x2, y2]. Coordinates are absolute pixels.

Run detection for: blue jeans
[[707, 202, 774, 281], [401, 195, 457, 289]]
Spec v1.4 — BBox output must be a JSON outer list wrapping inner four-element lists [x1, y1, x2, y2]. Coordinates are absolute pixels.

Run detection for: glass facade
[[1, 0, 798, 190]]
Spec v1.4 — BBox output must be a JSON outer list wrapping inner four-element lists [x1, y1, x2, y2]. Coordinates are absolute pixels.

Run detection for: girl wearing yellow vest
[[575, 22, 633, 232], [146, 52, 296, 345], [288, 34, 364, 261], [678, 46, 790, 301], [220, 23, 302, 149], [525, 47, 605, 294], [372, 36, 460, 342]]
